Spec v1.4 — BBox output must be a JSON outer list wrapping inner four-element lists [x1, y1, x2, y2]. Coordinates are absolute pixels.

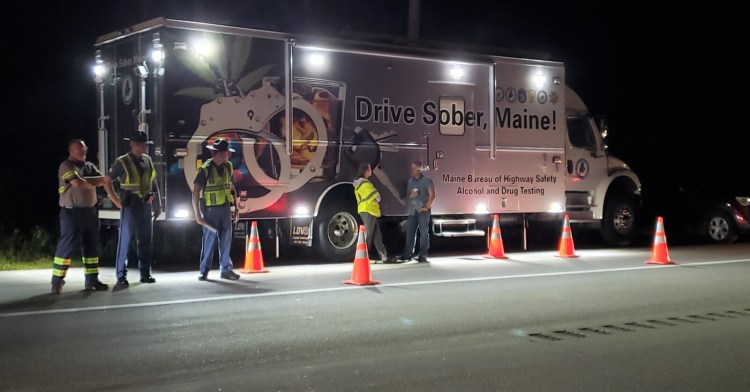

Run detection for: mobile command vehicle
[[92, 18, 641, 261]]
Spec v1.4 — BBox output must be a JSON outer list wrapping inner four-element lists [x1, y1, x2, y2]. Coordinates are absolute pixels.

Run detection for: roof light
[[193, 39, 213, 57], [449, 66, 464, 80], [306, 52, 328, 70], [532, 72, 546, 88]]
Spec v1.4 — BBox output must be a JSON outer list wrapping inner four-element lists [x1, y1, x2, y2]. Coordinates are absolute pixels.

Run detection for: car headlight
[[737, 197, 750, 206]]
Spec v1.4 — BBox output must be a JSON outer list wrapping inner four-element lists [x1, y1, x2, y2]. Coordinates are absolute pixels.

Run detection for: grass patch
[[0, 226, 56, 271], [0, 257, 64, 271]]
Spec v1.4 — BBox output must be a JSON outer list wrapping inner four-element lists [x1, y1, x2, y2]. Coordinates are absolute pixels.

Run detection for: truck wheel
[[601, 196, 637, 246], [313, 200, 360, 262], [704, 211, 738, 244]]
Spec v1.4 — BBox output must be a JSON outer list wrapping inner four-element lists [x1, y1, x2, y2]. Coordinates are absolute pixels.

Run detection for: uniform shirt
[[58, 159, 102, 208], [193, 161, 230, 188], [107, 152, 156, 196], [406, 174, 434, 215]]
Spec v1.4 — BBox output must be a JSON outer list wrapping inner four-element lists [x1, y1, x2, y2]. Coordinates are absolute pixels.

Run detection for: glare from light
[[294, 205, 310, 216], [307, 53, 327, 68], [151, 49, 164, 63], [737, 196, 750, 206], [548, 202, 563, 213], [532, 72, 546, 88], [475, 203, 489, 214], [93, 64, 105, 78], [174, 208, 191, 219], [449, 66, 464, 80], [193, 40, 213, 57]]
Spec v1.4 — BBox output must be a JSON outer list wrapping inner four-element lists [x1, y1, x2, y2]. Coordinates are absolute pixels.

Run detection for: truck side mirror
[[595, 116, 609, 154]]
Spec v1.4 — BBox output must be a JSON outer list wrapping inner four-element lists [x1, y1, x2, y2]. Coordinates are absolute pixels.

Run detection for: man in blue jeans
[[192, 139, 241, 281], [398, 161, 436, 263]]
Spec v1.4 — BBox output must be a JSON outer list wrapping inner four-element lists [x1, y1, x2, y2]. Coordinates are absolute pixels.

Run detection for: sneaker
[[383, 257, 401, 264], [140, 276, 156, 284], [220, 270, 240, 280], [416, 256, 429, 263], [198, 272, 208, 281], [85, 280, 109, 291], [114, 278, 129, 289], [397, 256, 412, 263], [51, 279, 65, 295]]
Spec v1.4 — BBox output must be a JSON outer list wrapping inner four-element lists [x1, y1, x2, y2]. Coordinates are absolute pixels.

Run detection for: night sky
[[2, 1, 745, 232]]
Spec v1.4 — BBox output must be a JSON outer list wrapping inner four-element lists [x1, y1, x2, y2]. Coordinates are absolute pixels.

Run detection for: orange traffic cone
[[488, 215, 508, 259], [646, 216, 674, 265], [241, 221, 268, 273], [343, 225, 380, 286], [557, 214, 579, 258]]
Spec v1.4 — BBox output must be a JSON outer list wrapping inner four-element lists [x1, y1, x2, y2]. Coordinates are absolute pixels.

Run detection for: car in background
[[642, 183, 750, 244]]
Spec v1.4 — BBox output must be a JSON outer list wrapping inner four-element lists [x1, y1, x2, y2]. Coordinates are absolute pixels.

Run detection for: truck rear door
[[472, 59, 566, 214], [427, 83, 478, 214]]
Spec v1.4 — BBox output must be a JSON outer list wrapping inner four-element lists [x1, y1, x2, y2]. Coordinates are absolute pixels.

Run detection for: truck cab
[[564, 87, 641, 245]]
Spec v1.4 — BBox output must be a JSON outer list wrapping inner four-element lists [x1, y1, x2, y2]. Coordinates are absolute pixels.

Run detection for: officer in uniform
[[103, 130, 161, 288], [192, 139, 241, 281], [51, 139, 109, 294]]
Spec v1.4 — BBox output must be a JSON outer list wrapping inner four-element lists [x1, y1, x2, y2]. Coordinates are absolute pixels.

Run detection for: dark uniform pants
[[115, 198, 153, 279], [360, 212, 388, 260], [52, 207, 100, 284]]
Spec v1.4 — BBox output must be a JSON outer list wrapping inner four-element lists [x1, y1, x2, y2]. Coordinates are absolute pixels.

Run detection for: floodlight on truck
[[173, 208, 191, 219], [449, 66, 464, 80], [306, 52, 328, 69], [294, 205, 311, 217], [193, 39, 213, 57], [532, 72, 546, 88], [92, 50, 105, 80], [151, 33, 164, 63]]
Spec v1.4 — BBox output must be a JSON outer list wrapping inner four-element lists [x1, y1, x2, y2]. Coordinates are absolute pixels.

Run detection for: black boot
[[51, 277, 65, 294], [84, 276, 109, 291]]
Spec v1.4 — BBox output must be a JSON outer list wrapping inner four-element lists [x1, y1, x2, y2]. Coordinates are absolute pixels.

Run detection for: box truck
[[92, 18, 641, 261]]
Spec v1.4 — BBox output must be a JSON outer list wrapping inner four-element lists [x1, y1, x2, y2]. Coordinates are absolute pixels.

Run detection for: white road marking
[[1, 258, 748, 318]]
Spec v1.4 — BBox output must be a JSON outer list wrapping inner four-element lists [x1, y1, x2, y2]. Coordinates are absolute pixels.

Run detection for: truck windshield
[[566, 115, 597, 151]]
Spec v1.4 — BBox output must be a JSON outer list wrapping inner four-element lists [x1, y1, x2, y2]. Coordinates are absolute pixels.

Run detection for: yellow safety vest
[[200, 159, 235, 206], [115, 154, 156, 198], [354, 179, 381, 217]]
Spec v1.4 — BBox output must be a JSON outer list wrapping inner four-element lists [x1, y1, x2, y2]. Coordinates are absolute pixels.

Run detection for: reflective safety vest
[[200, 159, 235, 206], [354, 179, 381, 217], [114, 153, 156, 198]]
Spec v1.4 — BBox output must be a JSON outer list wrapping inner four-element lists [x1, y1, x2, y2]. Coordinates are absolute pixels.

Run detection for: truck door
[[427, 84, 477, 214], [564, 114, 605, 207]]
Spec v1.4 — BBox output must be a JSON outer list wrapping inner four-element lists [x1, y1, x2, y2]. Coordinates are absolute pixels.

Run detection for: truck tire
[[704, 210, 738, 244], [313, 200, 360, 262], [601, 195, 637, 246]]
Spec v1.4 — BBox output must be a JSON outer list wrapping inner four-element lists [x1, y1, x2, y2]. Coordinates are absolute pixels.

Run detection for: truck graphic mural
[[94, 18, 641, 261]]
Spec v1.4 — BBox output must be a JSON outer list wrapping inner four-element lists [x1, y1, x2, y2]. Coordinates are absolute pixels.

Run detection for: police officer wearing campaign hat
[[103, 130, 162, 289], [51, 139, 109, 294], [192, 138, 241, 281]]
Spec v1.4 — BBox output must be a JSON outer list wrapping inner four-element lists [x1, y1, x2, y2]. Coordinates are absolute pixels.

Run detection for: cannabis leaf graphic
[[174, 35, 274, 101]]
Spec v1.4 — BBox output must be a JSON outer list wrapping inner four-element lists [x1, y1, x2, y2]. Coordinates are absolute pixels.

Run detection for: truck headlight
[[736, 197, 750, 206]]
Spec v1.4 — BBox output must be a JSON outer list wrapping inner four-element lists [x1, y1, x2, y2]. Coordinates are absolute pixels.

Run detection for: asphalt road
[[0, 242, 749, 391]]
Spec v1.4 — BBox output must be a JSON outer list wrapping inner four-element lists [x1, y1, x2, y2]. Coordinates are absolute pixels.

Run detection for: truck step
[[435, 230, 486, 238], [432, 218, 485, 237]]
